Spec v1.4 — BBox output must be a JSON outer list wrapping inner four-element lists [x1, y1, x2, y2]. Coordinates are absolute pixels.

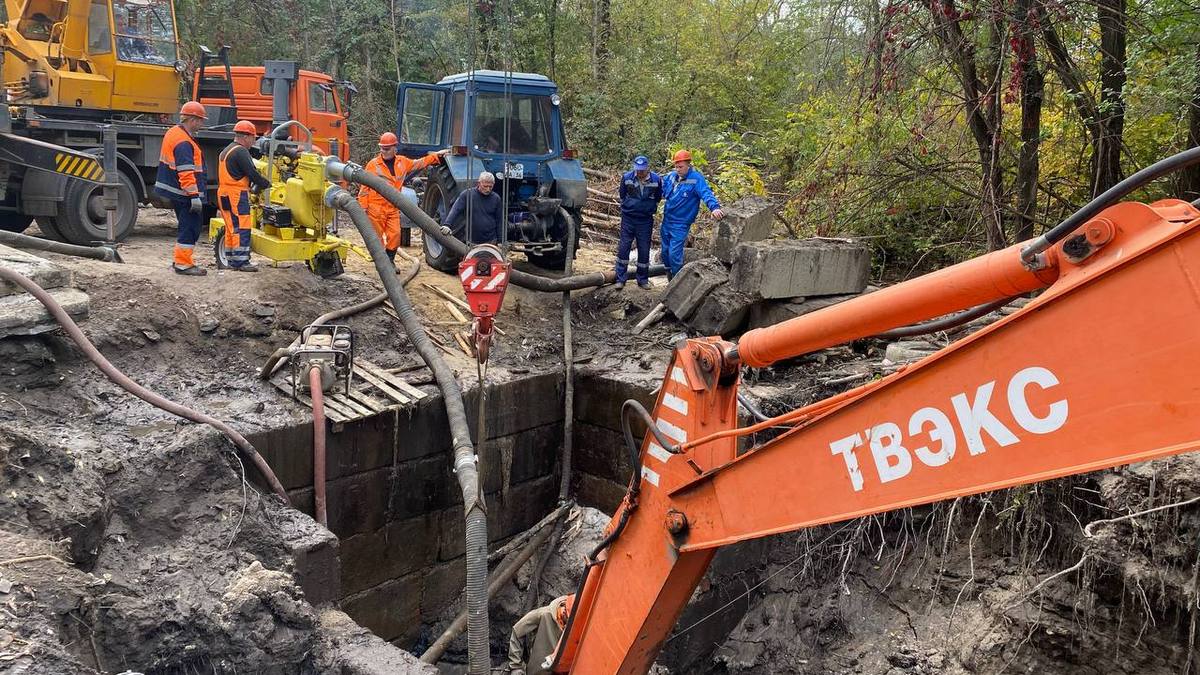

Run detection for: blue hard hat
[[632, 156, 649, 170]]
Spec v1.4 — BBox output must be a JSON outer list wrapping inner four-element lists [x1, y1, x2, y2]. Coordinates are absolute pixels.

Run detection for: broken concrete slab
[[0, 286, 88, 337], [664, 259, 728, 320], [747, 292, 862, 330], [711, 196, 774, 263], [0, 244, 71, 298], [688, 282, 754, 336], [730, 238, 870, 300]]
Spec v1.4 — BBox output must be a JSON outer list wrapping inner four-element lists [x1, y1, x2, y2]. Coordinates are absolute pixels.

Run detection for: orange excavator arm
[[552, 195, 1200, 674]]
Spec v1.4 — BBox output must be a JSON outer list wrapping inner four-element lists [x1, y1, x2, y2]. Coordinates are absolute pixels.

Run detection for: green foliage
[[178, 0, 1200, 273]]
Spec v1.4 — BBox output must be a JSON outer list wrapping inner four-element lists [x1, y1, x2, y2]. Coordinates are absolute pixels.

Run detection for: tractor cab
[[395, 70, 585, 271]]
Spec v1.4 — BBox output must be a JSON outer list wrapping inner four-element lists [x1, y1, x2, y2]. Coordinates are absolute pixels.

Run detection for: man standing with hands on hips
[[660, 149, 724, 279]]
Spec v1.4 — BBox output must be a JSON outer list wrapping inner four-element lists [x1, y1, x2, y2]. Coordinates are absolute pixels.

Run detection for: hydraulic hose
[[0, 265, 289, 503], [0, 230, 121, 262], [309, 366, 328, 527], [1022, 145, 1200, 264], [873, 296, 1016, 340], [325, 158, 666, 291], [325, 187, 490, 675]]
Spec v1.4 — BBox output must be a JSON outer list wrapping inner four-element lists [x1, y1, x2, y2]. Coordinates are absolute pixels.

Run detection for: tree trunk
[[924, 0, 1007, 250], [592, 0, 612, 79], [1179, 44, 1200, 201], [548, 0, 558, 79], [1092, 0, 1126, 194], [1014, 0, 1043, 240]]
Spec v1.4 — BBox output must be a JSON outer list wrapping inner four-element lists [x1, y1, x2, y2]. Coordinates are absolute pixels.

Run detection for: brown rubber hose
[[0, 265, 290, 503], [310, 366, 328, 526]]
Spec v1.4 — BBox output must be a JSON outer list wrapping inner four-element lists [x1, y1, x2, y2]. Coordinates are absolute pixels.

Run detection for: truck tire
[[212, 225, 232, 269], [52, 172, 138, 244], [421, 181, 462, 273], [35, 217, 67, 241], [0, 212, 33, 233]]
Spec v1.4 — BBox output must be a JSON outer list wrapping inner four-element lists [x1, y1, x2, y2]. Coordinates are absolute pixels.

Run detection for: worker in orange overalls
[[216, 120, 272, 272], [357, 132, 446, 262], [154, 101, 208, 276]]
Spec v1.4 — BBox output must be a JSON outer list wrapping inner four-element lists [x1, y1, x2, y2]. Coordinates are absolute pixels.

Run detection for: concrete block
[[687, 282, 753, 337], [663, 258, 728, 321], [339, 513, 441, 596], [418, 559, 466, 624], [280, 511, 341, 606], [573, 422, 635, 484], [326, 467, 392, 538], [387, 455, 459, 521], [573, 371, 657, 431], [747, 292, 861, 330], [710, 197, 775, 263], [0, 245, 71, 298], [341, 574, 422, 645], [316, 609, 437, 674], [508, 423, 564, 485], [0, 286, 88, 337], [730, 239, 870, 300], [572, 472, 625, 513]]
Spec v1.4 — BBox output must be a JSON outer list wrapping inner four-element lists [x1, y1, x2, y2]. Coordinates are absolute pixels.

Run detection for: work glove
[[189, 197, 203, 214]]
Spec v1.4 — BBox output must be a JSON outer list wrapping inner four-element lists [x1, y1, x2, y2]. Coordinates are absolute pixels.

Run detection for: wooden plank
[[347, 386, 391, 412], [358, 360, 428, 400], [444, 301, 469, 323], [353, 365, 413, 405], [331, 393, 376, 418], [269, 372, 354, 422], [423, 283, 471, 311], [453, 332, 473, 357]]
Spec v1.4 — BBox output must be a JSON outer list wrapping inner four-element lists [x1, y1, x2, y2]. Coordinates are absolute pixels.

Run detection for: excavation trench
[[244, 367, 763, 670]]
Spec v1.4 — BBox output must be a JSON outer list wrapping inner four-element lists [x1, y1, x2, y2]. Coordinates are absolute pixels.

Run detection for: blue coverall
[[615, 170, 663, 284], [660, 167, 721, 277]]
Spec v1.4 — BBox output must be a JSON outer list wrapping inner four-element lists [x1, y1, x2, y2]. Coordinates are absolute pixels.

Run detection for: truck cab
[[194, 62, 352, 161], [395, 70, 584, 271]]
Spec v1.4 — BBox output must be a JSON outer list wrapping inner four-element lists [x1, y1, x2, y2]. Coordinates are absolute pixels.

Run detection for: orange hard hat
[[233, 120, 257, 136], [378, 132, 398, 148], [672, 149, 692, 163], [180, 101, 207, 120], [555, 594, 576, 627]]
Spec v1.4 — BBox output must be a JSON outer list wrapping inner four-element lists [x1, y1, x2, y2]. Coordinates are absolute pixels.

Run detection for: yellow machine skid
[[207, 216, 368, 267]]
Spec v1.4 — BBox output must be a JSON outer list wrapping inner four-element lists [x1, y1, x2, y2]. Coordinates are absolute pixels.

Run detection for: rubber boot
[[234, 262, 261, 272], [174, 264, 208, 276]]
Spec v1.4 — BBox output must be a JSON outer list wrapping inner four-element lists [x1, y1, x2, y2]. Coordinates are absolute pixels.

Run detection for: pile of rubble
[[662, 197, 871, 335]]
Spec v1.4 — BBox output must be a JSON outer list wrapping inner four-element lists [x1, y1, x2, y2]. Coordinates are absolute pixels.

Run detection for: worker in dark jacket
[[154, 101, 208, 275], [507, 594, 574, 675], [216, 120, 272, 272], [445, 172, 503, 244], [660, 149, 725, 278], [613, 155, 662, 289]]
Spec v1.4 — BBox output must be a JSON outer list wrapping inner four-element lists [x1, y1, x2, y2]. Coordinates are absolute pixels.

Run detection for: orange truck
[[193, 59, 352, 161]]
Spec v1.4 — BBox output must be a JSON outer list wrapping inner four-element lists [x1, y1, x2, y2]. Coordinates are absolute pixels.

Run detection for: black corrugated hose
[[324, 187, 490, 675]]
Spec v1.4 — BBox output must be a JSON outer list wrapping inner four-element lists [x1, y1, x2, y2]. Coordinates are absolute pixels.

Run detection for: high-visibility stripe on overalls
[[155, 125, 206, 267]]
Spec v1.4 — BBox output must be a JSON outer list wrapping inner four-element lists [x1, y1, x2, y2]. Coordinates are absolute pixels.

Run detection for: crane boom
[[554, 198, 1200, 674]]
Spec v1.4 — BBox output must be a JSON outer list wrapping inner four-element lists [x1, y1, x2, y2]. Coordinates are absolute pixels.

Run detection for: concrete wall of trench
[[247, 367, 764, 669]]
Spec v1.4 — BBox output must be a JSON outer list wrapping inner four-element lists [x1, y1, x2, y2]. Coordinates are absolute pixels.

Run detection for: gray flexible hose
[[325, 187, 490, 674], [325, 158, 666, 290], [0, 230, 121, 262]]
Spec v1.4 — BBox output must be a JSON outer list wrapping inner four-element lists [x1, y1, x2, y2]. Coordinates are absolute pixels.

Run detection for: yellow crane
[[1, 0, 180, 115]]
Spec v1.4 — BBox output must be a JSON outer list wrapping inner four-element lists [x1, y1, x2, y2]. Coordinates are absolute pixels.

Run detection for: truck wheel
[[35, 217, 67, 241], [0, 212, 33, 233], [54, 172, 138, 244], [421, 182, 462, 273]]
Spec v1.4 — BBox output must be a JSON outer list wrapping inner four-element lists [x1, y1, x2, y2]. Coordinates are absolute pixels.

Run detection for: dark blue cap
[[632, 155, 649, 170]]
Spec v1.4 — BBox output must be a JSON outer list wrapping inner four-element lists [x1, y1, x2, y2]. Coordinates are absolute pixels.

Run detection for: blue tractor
[[395, 70, 585, 271]]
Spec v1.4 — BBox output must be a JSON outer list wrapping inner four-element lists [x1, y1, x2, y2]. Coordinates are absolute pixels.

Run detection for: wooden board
[[270, 357, 428, 424]]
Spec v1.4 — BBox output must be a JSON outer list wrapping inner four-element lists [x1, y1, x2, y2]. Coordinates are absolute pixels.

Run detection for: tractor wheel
[[421, 181, 462, 273]]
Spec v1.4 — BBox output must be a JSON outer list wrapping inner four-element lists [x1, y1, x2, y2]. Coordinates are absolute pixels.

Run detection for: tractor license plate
[[503, 162, 524, 180]]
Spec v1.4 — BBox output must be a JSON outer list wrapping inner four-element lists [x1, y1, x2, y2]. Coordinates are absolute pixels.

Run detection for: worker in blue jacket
[[660, 149, 725, 278], [614, 155, 662, 289]]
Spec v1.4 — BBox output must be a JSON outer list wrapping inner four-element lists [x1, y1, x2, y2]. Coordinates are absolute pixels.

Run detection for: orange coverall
[[357, 152, 440, 253]]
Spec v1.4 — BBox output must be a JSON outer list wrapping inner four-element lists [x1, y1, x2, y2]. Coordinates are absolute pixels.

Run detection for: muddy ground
[[2, 208, 1200, 673]]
